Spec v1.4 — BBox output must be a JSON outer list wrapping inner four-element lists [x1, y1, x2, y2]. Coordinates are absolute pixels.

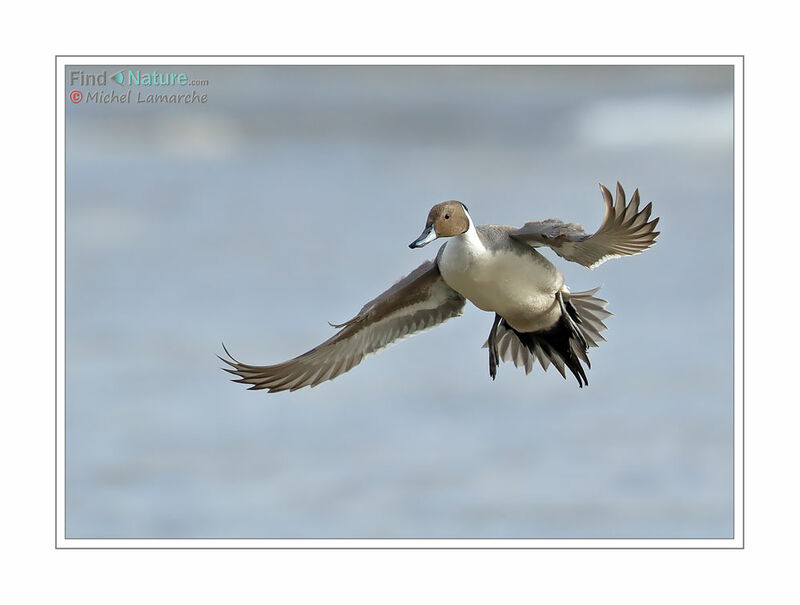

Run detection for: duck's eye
[[445, 214, 450, 220]]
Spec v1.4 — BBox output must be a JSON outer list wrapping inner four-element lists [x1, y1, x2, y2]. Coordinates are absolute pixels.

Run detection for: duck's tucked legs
[[487, 313, 502, 380]]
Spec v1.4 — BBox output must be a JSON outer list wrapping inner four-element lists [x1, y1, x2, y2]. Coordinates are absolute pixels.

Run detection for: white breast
[[438, 225, 565, 332]]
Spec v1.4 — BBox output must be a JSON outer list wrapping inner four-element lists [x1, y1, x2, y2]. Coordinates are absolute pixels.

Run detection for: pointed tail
[[482, 287, 612, 387]]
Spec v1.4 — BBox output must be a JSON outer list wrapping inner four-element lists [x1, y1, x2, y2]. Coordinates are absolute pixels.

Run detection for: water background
[[65, 65, 734, 538]]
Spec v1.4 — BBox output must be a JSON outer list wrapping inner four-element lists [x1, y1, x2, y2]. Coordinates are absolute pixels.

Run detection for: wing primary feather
[[614, 182, 627, 215]]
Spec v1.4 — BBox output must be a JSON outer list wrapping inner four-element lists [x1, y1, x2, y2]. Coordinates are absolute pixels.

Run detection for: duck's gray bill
[[409, 225, 437, 248]]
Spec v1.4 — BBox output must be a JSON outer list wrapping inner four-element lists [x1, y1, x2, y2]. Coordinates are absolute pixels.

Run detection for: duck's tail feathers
[[481, 287, 612, 388]]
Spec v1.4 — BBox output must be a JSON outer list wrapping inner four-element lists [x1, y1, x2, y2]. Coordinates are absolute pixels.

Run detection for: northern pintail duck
[[222, 183, 659, 391]]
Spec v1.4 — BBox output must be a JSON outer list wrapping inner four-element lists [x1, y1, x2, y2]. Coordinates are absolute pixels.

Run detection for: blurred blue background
[[65, 65, 733, 539]]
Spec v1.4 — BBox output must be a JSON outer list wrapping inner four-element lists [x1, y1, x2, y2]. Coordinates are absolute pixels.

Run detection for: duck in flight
[[221, 183, 659, 392]]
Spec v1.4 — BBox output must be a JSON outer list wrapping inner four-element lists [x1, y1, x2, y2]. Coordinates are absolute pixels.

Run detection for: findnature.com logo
[[68, 69, 210, 105]]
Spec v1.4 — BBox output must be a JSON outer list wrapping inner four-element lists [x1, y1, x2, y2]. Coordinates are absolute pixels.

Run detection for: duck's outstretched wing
[[220, 260, 466, 393], [509, 182, 660, 269]]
